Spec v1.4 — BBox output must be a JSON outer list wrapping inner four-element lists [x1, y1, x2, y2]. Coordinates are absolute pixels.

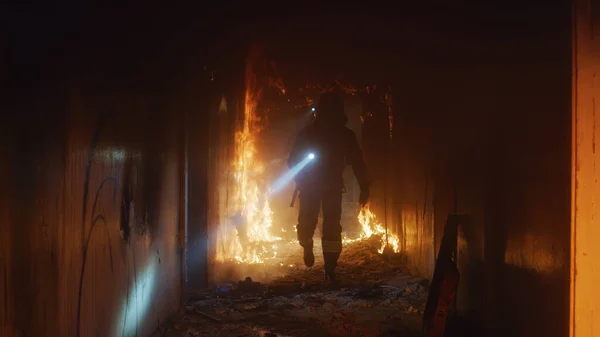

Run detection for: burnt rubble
[[165, 240, 427, 337]]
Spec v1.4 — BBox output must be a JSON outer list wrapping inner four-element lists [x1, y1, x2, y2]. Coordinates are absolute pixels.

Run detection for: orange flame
[[215, 54, 281, 264], [344, 205, 400, 254]]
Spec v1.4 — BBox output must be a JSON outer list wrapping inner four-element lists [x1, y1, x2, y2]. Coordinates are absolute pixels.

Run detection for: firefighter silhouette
[[288, 89, 369, 284]]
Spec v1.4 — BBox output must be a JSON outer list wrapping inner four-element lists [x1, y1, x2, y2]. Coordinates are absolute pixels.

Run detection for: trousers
[[296, 185, 343, 253]]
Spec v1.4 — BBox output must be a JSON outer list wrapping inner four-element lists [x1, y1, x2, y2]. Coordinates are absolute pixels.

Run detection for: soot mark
[[121, 159, 134, 242], [76, 115, 121, 337]]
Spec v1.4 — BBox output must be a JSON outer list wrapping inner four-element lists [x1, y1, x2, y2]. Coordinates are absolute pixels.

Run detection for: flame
[[215, 55, 281, 265], [344, 205, 400, 254]]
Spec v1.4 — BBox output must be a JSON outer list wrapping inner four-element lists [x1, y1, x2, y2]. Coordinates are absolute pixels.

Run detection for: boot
[[323, 252, 340, 286], [302, 241, 315, 268]]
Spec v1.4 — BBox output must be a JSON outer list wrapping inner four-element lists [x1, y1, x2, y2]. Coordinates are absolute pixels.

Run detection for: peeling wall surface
[[572, 0, 600, 336], [382, 4, 572, 336]]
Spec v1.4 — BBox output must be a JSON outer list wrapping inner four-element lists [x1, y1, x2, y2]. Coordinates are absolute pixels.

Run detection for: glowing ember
[[344, 205, 400, 254], [215, 56, 281, 265]]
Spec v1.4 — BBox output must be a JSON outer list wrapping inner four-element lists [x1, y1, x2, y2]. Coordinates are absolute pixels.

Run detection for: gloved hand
[[359, 188, 369, 207]]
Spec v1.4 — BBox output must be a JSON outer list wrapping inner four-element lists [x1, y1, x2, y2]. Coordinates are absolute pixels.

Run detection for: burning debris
[[343, 205, 401, 254]]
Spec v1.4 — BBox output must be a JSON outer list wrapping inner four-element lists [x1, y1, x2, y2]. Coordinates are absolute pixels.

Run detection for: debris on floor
[[163, 238, 427, 337]]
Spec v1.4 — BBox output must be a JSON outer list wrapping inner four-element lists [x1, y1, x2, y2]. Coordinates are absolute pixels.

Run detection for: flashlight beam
[[270, 154, 314, 193]]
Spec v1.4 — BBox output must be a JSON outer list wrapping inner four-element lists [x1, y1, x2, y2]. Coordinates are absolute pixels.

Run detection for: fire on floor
[[160, 238, 427, 337]]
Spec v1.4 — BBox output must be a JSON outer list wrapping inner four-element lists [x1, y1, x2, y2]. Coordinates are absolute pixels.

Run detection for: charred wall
[[0, 75, 186, 337], [386, 4, 572, 336], [0, 4, 222, 336], [362, 90, 392, 235]]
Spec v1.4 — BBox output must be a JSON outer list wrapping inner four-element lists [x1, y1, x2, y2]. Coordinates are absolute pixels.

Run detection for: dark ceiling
[[2, 1, 570, 98]]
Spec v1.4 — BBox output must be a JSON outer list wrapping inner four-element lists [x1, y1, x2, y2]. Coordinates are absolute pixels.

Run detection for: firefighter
[[288, 90, 369, 284]]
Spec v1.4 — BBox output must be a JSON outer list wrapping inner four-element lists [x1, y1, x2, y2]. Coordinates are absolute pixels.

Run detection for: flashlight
[[269, 152, 317, 193], [311, 107, 316, 112]]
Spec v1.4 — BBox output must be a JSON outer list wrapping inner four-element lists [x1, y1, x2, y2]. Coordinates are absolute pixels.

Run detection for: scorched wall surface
[[386, 4, 572, 336], [0, 81, 185, 337]]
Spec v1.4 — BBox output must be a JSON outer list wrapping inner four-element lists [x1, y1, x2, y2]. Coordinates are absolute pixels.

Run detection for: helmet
[[315, 91, 347, 126]]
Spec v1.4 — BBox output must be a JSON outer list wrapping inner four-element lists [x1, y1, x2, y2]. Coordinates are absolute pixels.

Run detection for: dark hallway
[[1, 1, 599, 337]]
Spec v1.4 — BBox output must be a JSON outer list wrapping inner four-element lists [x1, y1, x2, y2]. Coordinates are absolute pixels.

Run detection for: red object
[[422, 214, 464, 337], [426, 262, 460, 337]]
